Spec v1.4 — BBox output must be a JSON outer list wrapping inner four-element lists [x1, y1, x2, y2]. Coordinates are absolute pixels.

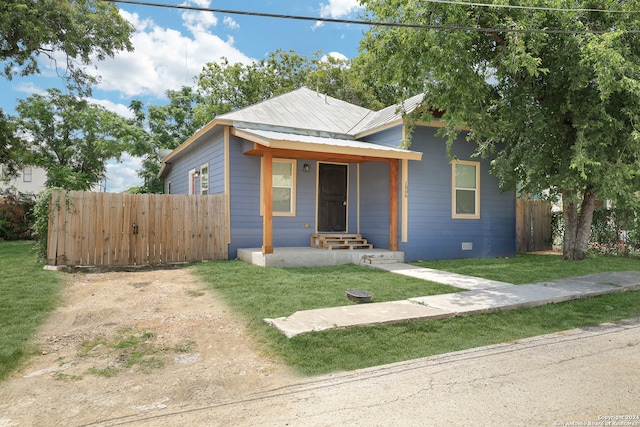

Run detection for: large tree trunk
[[562, 186, 597, 260]]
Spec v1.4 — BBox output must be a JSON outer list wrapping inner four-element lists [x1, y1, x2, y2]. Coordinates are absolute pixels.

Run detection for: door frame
[[316, 162, 349, 233]]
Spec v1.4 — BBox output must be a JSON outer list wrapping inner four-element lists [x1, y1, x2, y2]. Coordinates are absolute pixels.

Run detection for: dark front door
[[318, 163, 347, 232]]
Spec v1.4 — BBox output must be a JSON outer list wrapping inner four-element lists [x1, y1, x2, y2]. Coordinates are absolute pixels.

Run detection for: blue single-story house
[[158, 87, 516, 265]]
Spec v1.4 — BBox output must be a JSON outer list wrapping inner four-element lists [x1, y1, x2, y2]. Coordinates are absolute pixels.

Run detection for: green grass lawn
[[0, 241, 63, 381], [194, 253, 640, 376], [4, 242, 640, 380]]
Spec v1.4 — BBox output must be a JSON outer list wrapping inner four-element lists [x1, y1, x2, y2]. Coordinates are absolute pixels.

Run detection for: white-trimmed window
[[188, 169, 197, 194], [261, 158, 296, 216], [22, 166, 32, 182], [200, 164, 209, 195], [452, 160, 480, 219]]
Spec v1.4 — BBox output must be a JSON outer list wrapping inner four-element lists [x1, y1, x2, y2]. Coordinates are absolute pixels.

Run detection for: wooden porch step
[[311, 233, 374, 250], [326, 243, 374, 250]]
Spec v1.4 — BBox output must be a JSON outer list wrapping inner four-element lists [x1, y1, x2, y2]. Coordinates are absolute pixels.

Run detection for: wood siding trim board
[[224, 126, 231, 245], [262, 149, 274, 254]]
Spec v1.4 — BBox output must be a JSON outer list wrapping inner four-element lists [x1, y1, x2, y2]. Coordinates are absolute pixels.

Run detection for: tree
[[194, 49, 383, 124], [13, 88, 145, 190], [129, 87, 202, 193], [0, 0, 135, 177], [358, 0, 640, 260], [1, 0, 134, 95], [0, 109, 22, 178]]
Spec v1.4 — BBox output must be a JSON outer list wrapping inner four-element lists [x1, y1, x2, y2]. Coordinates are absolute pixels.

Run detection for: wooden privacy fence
[[516, 199, 552, 252], [47, 190, 228, 267]]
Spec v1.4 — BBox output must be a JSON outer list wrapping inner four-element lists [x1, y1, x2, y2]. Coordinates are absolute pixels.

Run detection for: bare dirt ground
[[0, 267, 298, 427]]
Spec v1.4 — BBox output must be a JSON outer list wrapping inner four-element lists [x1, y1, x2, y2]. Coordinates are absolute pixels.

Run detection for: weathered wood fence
[[516, 199, 552, 252], [47, 190, 228, 267]]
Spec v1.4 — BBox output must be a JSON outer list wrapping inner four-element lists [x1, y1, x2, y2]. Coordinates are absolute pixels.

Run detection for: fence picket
[[46, 191, 227, 267]]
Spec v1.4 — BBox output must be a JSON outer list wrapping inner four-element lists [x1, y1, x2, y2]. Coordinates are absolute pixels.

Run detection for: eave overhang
[[232, 127, 422, 163]]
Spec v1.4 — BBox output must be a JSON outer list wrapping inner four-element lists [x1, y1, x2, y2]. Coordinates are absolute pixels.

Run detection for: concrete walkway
[[264, 264, 640, 338]]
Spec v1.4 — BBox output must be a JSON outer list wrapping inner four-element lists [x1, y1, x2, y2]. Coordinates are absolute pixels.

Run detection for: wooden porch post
[[262, 149, 274, 254], [389, 159, 399, 251]]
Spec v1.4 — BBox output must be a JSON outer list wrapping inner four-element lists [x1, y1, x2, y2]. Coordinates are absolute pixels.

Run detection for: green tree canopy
[[1, 0, 134, 95], [13, 88, 145, 190], [1, 0, 135, 179], [194, 49, 383, 124], [129, 86, 202, 193], [358, 0, 640, 260]]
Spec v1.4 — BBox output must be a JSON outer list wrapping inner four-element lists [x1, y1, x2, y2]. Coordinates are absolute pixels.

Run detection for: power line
[[102, 0, 640, 34]]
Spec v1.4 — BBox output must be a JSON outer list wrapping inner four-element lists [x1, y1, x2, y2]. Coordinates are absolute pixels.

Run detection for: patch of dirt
[[0, 267, 297, 426]]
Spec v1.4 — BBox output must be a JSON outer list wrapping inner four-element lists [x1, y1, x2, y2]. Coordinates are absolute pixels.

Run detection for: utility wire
[[102, 0, 640, 34]]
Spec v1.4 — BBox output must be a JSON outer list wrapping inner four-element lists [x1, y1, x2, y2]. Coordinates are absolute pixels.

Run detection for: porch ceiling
[[233, 127, 422, 163]]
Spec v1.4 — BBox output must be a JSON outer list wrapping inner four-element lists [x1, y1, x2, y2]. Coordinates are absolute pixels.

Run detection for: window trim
[[200, 163, 209, 195], [188, 169, 197, 194], [452, 160, 480, 219], [22, 166, 32, 182], [260, 158, 296, 217]]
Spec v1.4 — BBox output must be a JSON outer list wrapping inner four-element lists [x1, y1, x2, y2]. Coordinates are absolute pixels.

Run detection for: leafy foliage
[[194, 49, 383, 124], [0, 0, 134, 96], [12, 89, 146, 191], [358, 0, 640, 259], [129, 87, 201, 193], [0, 109, 22, 178], [0, 189, 35, 240]]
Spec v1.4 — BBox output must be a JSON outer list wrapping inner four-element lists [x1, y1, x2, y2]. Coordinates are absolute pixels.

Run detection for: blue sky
[[1, 0, 366, 192]]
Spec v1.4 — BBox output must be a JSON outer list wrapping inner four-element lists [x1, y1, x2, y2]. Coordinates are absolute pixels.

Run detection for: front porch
[[237, 247, 405, 268]]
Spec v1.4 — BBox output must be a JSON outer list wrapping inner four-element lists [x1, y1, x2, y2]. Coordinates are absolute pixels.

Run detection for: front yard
[[194, 253, 640, 375], [2, 240, 640, 379]]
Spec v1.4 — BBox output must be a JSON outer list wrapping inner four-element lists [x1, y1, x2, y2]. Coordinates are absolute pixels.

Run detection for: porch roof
[[234, 127, 423, 162]]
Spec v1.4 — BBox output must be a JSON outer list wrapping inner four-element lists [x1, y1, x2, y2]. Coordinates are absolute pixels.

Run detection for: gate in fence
[[47, 190, 228, 267], [516, 199, 552, 253]]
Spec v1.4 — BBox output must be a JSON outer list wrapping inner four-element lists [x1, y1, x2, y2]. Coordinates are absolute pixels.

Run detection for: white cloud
[[223, 16, 240, 30], [90, 9, 252, 99], [319, 0, 362, 18], [13, 82, 48, 97], [87, 98, 134, 119], [314, 0, 363, 29], [181, 0, 218, 33], [106, 155, 143, 193], [323, 51, 348, 61]]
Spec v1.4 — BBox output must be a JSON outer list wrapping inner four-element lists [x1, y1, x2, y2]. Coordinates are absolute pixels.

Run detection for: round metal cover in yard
[[346, 289, 372, 303]]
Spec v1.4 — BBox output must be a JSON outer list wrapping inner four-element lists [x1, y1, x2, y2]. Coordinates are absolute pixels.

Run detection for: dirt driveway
[[0, 267, 297, 426]]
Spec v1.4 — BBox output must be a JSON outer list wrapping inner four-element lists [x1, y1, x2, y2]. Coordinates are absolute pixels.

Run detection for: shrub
[[0, 189, 36, 240], [551, 207, 640, 257]]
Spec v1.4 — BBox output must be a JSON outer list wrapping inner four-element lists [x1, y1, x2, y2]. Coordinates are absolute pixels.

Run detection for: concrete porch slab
[[238, 247, 405, 268]]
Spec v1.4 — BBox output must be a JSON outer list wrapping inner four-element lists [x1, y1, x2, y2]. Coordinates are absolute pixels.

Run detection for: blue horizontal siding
[[398, 127, 516, 261], [164, 128, 225, 195], [227, 140, 360, 258]]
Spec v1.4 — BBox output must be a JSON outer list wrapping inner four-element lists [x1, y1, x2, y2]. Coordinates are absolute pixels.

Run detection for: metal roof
[[350, 93, 425, 135], [233, 127, 422, 161], [218, 87, 372, 136], [158, 88, 429, 178]]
